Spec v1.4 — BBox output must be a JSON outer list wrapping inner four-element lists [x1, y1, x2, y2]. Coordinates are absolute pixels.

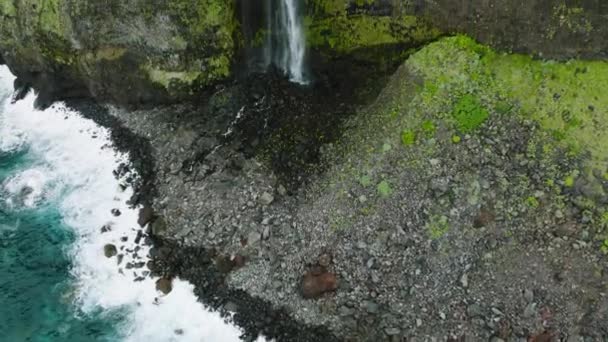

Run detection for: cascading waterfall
[[241, 0, 308, 84], [276, 0, 307, 84]]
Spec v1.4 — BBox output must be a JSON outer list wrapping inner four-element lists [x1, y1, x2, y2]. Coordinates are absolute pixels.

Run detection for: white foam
[[0, 66, 248, 341]]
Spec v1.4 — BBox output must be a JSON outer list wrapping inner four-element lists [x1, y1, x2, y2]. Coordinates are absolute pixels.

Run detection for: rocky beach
[[2, 0, 608, 341]]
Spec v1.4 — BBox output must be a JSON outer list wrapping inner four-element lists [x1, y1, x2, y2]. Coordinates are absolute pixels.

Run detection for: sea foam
[[0, 66, 248, 341]]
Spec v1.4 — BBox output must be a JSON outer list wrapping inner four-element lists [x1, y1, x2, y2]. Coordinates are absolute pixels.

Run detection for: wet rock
[[259, 192, 274, 206], [156, 277, 173, 295], [100, 224, 112, 233], [134, 230, 143, 245], [301, 271, 338, 299], [151, 217, 167, 236], [111, 209, 121, 217], [104, 244, 117, 258], [138, 206, 154, 227]]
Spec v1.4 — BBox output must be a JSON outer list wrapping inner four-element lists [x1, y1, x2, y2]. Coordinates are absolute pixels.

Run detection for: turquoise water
[[0, 149, 121, 341], [0, 65, 250, 342]]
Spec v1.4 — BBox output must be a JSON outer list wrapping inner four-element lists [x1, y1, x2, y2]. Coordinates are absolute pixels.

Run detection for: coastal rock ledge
[[2, 1, 608, 342]]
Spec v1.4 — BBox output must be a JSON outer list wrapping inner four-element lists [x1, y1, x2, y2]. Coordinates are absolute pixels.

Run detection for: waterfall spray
[[278, 0, 307, 84]]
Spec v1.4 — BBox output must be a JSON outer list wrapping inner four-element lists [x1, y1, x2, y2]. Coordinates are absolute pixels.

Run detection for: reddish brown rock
[[473, 208, 495, 228], [156, 277, 173, 295], [301, 270, 338, 299]]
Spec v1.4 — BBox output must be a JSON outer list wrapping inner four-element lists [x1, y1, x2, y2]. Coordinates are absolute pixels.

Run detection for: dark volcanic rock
[[138, 206, 154, 227], [156, 277, 173, 295], [103, 244, 118, 258]]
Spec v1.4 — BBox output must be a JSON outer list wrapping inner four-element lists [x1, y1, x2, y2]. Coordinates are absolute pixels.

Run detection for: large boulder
[[0, 0, 238, 106]]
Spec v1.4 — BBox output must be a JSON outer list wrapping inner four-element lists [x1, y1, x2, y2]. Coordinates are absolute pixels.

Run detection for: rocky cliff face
[[305, 0, 608, 59], [0, 0, 606, 104], [0, 0, 237, 106]]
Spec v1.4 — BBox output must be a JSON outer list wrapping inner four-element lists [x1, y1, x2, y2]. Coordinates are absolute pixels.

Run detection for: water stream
[[242, 0, 308, 84]]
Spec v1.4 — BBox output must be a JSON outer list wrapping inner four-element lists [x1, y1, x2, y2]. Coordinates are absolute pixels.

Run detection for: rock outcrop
[[0, 0, 238, 106], [305, 0, 608, 60]]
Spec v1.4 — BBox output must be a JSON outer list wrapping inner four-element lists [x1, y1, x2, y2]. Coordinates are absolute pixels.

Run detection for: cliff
[[0, 0, 238, 106]]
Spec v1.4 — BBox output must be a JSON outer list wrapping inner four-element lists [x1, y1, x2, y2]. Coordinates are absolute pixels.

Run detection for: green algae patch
[[377, 180, 393, 197], [452, 95, 489, 132], [401, 130, 416, 146]]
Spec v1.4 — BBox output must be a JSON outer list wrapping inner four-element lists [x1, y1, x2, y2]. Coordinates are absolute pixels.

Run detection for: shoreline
[[64, 98, 339, 341]]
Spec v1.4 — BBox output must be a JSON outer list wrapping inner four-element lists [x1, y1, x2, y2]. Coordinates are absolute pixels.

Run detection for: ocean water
[[0, 66, 246, 342]]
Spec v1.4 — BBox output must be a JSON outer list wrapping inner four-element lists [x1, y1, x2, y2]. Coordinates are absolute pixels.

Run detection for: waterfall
[[240, 0, 308, 84], [277, 0, 307, 84]]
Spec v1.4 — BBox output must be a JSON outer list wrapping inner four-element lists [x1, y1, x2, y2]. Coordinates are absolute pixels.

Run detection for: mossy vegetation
[[304, 0, 441, 67], [377, 180, 392, 197], [407, 35, 608, 171], [427, 215, 449, 239], [452, 95, 489, 132]]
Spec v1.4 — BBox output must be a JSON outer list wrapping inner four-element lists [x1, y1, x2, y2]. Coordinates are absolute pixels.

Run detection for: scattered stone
[[467, 304, 483, 318], [150, 217, 167, 236], [301, 271, 337, 299], [262, 226, 271, 240], [120, 236, 128, 242], [259, 192, 274, 206], [524, 303, 537, 318], [429, 177, 450, 196], [318, 253, 332, 268], [174, 329, 184, 335], [363, 300, 379, 314], [100, 224, 112, 233], [103, 244, 117, 258], [111, 208, 121, 217], [247, 231, 262, 246], [277, 184, 287, 196], [134, 230, 143, 245], [224, 301, 238, 312], [117, 254, 124, 265], [385, 327, 400, 336], [138, 206, 154, 227], [156, 277, 173, 295], [524, 289, 534, 303], [460, 273, 469, 288]]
